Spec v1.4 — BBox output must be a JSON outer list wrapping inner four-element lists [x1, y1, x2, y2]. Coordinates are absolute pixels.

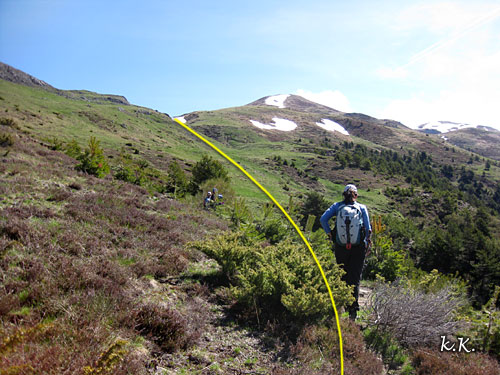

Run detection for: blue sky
[[1, 0, 499, 129]]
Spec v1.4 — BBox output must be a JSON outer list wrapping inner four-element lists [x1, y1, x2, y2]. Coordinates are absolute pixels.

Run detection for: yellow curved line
[[173, 118, 344, 374]]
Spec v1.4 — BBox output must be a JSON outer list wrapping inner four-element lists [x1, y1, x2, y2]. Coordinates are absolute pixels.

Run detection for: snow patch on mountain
[[174, 116, 186, 123], [417, 120, 479, 134], [265, 94, 289, 109], [316, 119, 349, 135], [249, 117, 297, 131]]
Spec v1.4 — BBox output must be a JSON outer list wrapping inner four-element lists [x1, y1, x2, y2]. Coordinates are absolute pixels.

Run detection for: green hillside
[[1, 71, 500, 374]]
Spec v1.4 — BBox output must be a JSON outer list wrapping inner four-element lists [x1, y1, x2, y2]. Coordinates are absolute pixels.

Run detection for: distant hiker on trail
[[203, 188, 224, 210], [203, 191, 212, 209], [320, 184, 372, 321]]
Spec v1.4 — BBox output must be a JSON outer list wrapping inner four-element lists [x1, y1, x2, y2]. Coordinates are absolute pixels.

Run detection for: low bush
[[462, 286, 500, 358], [188, 154, 229, 195], [165, 160, 189, 198], [363, 215, 415, 282], [363, 326, 414, 372], [64, 138, 82, 159], [0, 117, 18, 128], [75, 136, 110, 178], [132, 302, 190, 352], [366, 279, 467, 347], [290, 319, 384, 375], [0, 132, 14, 147], [192, 231, 353, 322], [411, 347, 500, 375]]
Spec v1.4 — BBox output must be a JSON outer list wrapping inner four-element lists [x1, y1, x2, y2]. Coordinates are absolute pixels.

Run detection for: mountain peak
[[247, 94, 343, 114], [416, 120, 497, 134]]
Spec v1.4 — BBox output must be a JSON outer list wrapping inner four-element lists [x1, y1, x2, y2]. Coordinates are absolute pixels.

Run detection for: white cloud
[[376, 67, 408, 79], [392, 2, 499, 33], [295, 89, 353, 112], [375, 2, 500, 131], [377, 89, 499, 130]]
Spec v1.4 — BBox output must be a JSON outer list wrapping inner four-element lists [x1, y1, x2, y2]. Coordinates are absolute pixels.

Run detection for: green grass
[[2, 77, 498, 218]]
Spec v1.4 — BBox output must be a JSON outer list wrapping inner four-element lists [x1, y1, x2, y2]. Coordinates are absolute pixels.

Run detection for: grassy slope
[[0, 89, 387, 375], [3, 78, 498, 218], [2, 79, 500, 374], [0, 80, 319, 208], [0, 122, 232, 373], [185, 104, 500, 222]]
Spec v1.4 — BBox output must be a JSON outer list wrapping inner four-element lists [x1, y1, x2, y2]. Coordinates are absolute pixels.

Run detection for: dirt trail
[[152, 261, 376, 374], [358, 285, 373, 309]]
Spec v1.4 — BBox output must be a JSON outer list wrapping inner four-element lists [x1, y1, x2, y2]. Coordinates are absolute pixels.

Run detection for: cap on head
[[207, 191, 212, 196], [344, 184, 358, 194]]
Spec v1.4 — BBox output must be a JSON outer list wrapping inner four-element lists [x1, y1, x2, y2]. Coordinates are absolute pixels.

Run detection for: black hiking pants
[[334, 243, 366, 316]]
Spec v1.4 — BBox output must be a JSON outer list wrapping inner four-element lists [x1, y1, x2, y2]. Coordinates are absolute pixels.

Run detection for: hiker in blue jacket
[[203, 191, 212, 209], [320, 184, 372, 321]]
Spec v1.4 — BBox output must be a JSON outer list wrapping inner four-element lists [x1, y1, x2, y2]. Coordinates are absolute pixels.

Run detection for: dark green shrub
[[363, 326, 413, 371], [363, 216, 414, 282], [65, 139, 82, 159], [192, 231, 353, 321], [47, 137, 64, 151], [299, 192, 331, 232], [258, 216, 288, 244], [0, 132, 14, 147], [75, 137, 110, 178], [463, 286, 500, 358], [113, 164, 137, 184], [0, 117, 18, 128], [165, 160, 188, 198], [189, 154, 229, 194]]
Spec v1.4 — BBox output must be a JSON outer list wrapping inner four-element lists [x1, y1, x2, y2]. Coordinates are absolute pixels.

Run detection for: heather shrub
[[132, 302, 191, 352], [290, 319, 384, 375], [411, 347, 500, 375], [46, 187, 72, 202], [192, 231, 353, 321]]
